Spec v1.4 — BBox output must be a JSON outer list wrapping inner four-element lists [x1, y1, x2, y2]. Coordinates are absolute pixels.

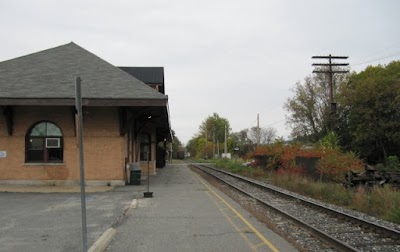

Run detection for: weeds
[[212, 159, 400, 224]]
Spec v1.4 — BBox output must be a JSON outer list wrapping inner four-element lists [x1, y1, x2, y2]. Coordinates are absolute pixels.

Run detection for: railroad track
[[191, 163, 400, 252]]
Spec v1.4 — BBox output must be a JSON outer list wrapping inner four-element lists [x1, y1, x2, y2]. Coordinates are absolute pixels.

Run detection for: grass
[[209, 158, 400, 224]]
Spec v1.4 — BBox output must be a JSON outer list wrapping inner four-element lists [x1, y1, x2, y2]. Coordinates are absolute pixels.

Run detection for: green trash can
[[130, 170, 141, 185], [130, 163, 141, 185]]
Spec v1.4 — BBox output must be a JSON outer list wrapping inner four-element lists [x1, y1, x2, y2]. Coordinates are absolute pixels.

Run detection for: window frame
[[25, 121, 64, 163]]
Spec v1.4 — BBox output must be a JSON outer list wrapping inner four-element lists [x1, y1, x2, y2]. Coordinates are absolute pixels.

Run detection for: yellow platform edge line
[[205, 191, 256, 251], [192, 171, 280, 252]]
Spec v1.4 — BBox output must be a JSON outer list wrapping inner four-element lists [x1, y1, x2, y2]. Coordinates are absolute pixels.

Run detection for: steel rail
[[197, 163, 400, 240], [191, 163, 400, 251]]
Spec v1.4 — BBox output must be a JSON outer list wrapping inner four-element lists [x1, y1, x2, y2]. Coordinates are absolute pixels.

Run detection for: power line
[[351, 51, 400, 67], [246, 118, 258, 130], [265, 119, 285, 127], [246, 118, 285, 130], [354, 41, 400, 63]]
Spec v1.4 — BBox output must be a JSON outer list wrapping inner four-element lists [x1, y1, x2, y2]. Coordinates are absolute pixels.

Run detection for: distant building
[[0, 42, 171, 186]]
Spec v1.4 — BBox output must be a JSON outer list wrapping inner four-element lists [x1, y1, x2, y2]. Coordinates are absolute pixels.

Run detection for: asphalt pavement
[[0, 184, 143, 252], [0, 163, 298, 252]]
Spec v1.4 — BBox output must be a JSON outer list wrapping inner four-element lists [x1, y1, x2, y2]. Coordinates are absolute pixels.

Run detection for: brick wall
[[0, 106, 125, 183]]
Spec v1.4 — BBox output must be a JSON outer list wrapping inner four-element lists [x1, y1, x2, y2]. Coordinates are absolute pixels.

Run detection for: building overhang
[[0, 99, 171, 141], [123, 105, 172, 142], [0, 98, 167, 107]]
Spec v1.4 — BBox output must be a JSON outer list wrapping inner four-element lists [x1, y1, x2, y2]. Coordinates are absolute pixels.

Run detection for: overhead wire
[[351, 41, 400, 67], [265, 119, 285, 127], [351, 51, 400, 67], [246, 117, 285, 130]]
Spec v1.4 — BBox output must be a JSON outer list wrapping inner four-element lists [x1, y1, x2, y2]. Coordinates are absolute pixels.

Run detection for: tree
[[187, 113, 231, 159], [229, 129, 254, 157], [198, 113, 230, 156], [170, 130, 183, 159], [284, 71, 349, 142], [338, 61, 400, 163], [248, 127, 277, 145], [186, 136, 212, 159], [186, 137, 199, 158], [199, 113, 230, 144]]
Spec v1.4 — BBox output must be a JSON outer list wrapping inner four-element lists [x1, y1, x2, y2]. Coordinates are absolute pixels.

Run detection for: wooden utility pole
[[213, 130, 215, 158], [224, 125, 227, 155], [205, 126, 208, 158], [312, 55, 349, 131], [257, 113, 260, 146]]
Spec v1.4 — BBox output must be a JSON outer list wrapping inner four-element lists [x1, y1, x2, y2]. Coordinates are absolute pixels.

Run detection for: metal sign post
[[143, 152, 153, 198], [75, 76, 88, 251]]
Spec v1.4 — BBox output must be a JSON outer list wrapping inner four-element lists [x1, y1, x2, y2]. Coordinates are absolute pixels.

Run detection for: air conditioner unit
[[46, 138, 60, 148]]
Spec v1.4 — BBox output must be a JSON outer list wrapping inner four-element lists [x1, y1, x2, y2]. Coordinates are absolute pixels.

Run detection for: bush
[[387, 156, 400, 170], [255, 143, 364, 182], [254, 142, 286, 170], [316, 150, 364, 183]]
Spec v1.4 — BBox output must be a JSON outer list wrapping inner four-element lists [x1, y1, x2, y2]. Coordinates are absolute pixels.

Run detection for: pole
[[257, 113, 260, 146], [147, 152, 150, 192], [205, 127, 208, 159], [143, 151, 153, 198], [328, 55, 334, 109], [224, 125, 227, 156], [75, 77, 88, 252], [213, 130, 215, 158], [328, 55, 335, 130], [170, 142, 172, 163], [312, 55, 349, 131]]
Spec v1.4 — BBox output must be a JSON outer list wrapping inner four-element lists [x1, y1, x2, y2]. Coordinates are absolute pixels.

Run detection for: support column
[[1, 106, 13, 136]]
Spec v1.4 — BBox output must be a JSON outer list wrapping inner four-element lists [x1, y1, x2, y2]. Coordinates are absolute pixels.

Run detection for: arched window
[[26, 121, 63, 163], [139, 133, 151, 161]]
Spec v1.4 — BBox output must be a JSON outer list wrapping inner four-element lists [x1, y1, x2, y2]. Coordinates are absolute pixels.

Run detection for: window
[[139, 133, 151, 161], [26, 121, 63, 163]]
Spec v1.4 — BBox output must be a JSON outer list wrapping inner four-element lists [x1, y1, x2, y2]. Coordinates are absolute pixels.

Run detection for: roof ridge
[[0, 42, 168, 100], [0, 42, 75, 64]]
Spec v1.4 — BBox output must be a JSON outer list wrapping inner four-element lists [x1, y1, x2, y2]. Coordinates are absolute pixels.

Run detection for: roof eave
[[0, 98, 168, 107]]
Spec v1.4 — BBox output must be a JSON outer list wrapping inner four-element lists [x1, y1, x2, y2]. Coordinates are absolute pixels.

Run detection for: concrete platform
[[107, 163, 297, 252]]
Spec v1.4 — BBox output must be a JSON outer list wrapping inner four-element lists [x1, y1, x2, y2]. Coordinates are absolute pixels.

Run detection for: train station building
[[0, 42, 171, 186]]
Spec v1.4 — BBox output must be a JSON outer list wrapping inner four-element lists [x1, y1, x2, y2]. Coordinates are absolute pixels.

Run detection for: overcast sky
[[1, 0, 399, 144]]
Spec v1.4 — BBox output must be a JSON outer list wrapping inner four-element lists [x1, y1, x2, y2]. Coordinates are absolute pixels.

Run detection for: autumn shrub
[[255, 142, 365, 183], [316, 150, 364, 183], [254, 142, 286, 170], [280, 144, 302, 173]]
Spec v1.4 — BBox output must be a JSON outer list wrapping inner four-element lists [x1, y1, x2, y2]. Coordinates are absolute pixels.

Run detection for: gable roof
[[0, 42, 167, 106]]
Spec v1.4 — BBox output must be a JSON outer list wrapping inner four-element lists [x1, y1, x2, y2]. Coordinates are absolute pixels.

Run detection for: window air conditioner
[[46, 138, 60, 148]]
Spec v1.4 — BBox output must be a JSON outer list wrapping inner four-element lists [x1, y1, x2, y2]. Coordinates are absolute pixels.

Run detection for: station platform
[[106, 163, 297, 252]]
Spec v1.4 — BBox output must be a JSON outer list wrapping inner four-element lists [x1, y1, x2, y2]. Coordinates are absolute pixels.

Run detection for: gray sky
[[1, 0, 399, 144]]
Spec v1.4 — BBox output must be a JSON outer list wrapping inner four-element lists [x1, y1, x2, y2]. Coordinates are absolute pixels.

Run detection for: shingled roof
[[119, 67, 164, 85], [119, 66, 165, 94], [0, 42, 167, 106]]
